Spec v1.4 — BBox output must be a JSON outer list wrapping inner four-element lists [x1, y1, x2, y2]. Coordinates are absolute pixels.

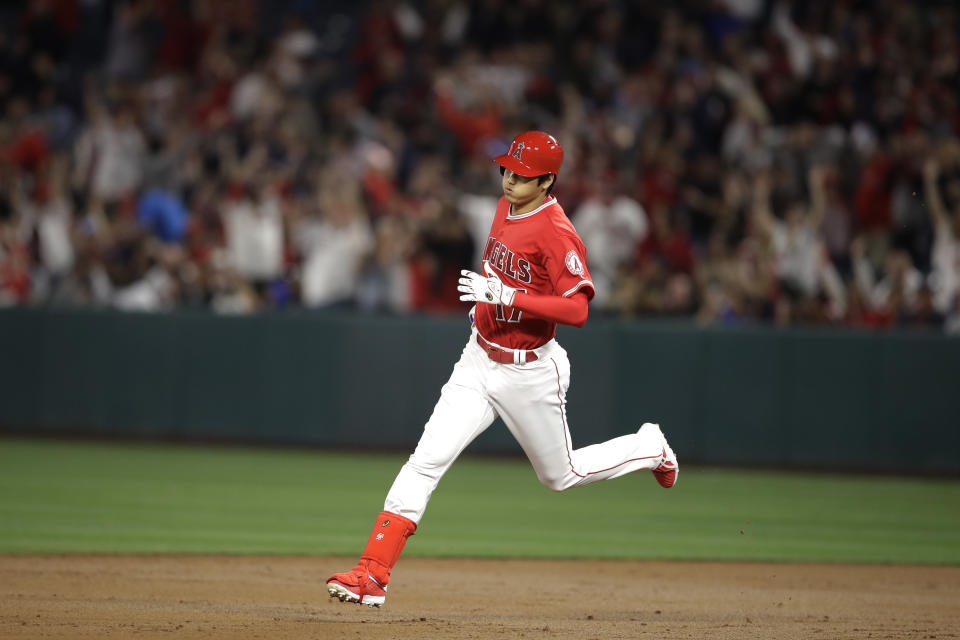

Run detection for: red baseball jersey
[[475, 195, 595, 349]]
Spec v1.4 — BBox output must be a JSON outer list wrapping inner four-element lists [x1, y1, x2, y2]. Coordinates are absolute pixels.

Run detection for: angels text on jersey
[[483, 237, 532, 284]]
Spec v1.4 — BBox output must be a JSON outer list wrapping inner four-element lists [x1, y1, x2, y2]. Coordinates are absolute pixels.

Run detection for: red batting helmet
[[494, 131, 563, 178]]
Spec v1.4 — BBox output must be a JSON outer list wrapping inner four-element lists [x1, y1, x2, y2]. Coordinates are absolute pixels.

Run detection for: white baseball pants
[[383, 329, 667, 524]]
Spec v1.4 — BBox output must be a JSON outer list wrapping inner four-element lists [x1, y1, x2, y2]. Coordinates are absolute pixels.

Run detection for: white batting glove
[[458, 262, 517, 306]]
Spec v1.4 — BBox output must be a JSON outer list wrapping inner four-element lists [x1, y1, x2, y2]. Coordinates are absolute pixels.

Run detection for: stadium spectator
[[0, 0, 957, 333], [572, 171, 648, 310], [751, 166, 846, 324], [295, 170, 374, 309], [923, 149, 960, 317], [851, 236, 924, 328]]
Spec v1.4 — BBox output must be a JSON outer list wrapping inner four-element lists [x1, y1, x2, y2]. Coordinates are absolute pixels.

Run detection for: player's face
[[501, 169, 552, 211]]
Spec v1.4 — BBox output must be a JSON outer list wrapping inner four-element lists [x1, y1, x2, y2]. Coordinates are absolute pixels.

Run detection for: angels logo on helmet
[[494, 131, 563, 177]]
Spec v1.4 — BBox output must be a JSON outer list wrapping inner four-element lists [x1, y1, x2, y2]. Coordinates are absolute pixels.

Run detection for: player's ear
[[538, 173, 555, 192]]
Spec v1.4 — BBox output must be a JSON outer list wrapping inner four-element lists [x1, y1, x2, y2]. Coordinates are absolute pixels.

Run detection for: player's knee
[[538, 471, 573, 492]]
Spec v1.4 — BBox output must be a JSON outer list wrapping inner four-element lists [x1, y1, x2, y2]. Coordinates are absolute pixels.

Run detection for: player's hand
[[458, 262, 517, 306]]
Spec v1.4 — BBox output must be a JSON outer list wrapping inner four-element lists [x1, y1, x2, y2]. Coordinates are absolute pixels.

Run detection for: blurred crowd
[[1, 0, 960, 332]]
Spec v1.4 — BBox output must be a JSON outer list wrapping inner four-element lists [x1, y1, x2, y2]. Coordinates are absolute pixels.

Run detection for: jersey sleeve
[[542, 228, 595, 301]]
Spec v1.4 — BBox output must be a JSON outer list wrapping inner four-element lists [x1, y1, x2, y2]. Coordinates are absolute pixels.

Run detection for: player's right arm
[[807, 165, 828, 228], [750, 170, 776, 238], [923, 157, 948, 228]]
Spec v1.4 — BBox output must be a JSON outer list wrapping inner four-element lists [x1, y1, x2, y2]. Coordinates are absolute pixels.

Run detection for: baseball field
[[1, 437, 958, 639]]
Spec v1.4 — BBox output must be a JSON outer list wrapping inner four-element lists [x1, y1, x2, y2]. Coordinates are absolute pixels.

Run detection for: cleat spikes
[[327, 567, 387, 607]]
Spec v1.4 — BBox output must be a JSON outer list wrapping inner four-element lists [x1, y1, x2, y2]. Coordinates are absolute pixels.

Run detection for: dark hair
[[538, 174, 556, 195], [499, 166, 556, 195]]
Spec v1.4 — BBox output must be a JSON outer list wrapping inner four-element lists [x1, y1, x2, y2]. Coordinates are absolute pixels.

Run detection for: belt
[[476, 333, 539, 364]]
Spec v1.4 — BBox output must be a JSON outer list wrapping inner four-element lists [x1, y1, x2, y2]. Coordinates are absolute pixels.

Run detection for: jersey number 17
[[495, 289, 526, 323]]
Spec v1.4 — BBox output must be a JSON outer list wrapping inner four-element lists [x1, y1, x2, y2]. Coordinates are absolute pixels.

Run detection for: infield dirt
[[1, 555, 957, 639]]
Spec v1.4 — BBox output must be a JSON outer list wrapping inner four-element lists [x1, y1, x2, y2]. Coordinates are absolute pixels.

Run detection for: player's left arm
[[457, 263, 592, 327], [531, 228, 594, 327], [458, 227, 595, 327]]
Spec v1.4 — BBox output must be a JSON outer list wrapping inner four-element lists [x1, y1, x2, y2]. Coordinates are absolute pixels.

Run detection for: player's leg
[[383, 351, 499, 523], [326, 509, 416, 607], [327, 337, 497, 606], [490, 343, 677, 492]]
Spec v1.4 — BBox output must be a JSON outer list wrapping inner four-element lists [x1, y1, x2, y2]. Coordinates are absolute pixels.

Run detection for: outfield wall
[[1, 307, 957, 473]]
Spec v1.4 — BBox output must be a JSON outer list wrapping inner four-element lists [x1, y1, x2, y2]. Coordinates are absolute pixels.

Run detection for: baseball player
[[327, 131, 678, 607]]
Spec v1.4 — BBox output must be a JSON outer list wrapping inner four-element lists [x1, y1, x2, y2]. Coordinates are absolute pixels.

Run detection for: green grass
[[0, 437, 957, 564]]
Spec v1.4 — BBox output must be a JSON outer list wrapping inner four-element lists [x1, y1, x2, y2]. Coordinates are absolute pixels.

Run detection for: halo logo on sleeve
[[565, 250, 585, 276]]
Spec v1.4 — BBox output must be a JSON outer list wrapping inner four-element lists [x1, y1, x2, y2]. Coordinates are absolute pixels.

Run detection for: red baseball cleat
[[653, 441, 679, 488], [638, 423, 679, 488], [326, 563, 387, 607]]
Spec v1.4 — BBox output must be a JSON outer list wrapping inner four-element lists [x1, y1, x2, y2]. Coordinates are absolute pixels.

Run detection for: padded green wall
[[1, 308, 957, 473]]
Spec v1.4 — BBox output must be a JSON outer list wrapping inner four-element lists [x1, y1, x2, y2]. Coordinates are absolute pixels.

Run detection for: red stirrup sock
[[355, 510, 417, 585]]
